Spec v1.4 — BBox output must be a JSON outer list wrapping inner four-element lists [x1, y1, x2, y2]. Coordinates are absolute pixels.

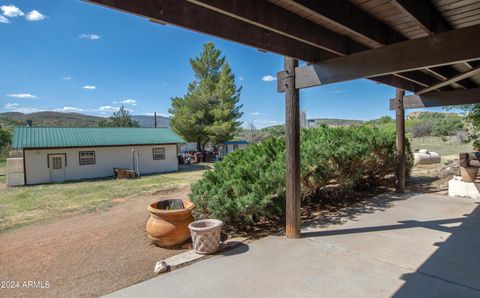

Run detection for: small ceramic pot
[[189, 219, 224, 254]]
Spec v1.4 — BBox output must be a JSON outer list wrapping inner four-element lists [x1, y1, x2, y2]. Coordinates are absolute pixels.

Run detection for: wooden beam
[[390, 0, 452, 34], [278, 24, 480, 91], [285, 0, 404, 46], [187, 0, 365, 56], [417, 67, 480, 95], [390, 0, 479, 89], [85, 0, 337, 62], [389, 88, 480, 110], [285, 0, 473, 90], [395, 89, 406, 194], [284, 57, 301, 239]]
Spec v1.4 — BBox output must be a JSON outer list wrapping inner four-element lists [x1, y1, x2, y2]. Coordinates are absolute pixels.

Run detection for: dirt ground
[[0, 186, 191, 298], [408, 155, 459, 194]]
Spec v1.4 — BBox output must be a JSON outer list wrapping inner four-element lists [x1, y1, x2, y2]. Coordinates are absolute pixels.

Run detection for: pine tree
[[169, 42, 243, 151]]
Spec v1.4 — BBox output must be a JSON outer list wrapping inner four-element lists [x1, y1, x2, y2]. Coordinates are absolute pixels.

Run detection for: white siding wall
[[24, 144, 178, 185], [219, 143, 248, 158], [227, 144, 248, 152]]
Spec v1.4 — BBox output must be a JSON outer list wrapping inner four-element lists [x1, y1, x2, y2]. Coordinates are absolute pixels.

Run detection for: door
[[49, 154, 66, 182]]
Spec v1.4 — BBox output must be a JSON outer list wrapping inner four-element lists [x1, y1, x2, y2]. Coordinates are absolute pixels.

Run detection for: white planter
[[189, 219, 224, 254]]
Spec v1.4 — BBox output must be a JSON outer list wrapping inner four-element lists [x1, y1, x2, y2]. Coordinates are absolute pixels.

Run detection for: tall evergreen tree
[[169, 42, 243, 151]]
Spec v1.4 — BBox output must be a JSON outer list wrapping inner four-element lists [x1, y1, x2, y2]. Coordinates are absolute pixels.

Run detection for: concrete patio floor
[[106, 193, 480, 298]]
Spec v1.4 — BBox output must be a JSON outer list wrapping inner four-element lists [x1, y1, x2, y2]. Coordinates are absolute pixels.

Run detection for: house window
[[233, 144, 239, 150], [52, 157, 63, 169], [153, 148, 165, 160], [79, 151, 95, 165]]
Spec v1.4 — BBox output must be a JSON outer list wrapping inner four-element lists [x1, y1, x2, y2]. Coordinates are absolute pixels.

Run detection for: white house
[[218, 140, 249, 159], [8, 127, 185, 186]]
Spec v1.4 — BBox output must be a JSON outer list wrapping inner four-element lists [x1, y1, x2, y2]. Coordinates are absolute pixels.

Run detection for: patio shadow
[[218, 242, 250, 256], [302, 191, 418, 231], [394, 203, 480, 296], [304, 199, 480, 295]]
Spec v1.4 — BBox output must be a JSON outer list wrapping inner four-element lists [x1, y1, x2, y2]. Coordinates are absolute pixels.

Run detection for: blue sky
[[0, 0, 450, 128]]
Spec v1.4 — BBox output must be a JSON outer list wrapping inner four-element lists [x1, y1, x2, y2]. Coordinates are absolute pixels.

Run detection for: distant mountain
[[0, 112, 171, 129], [0, 112, 102, 128], [131, 115, 170, 128], [260, 118, 364, 131], [307, 118, 364, 127]]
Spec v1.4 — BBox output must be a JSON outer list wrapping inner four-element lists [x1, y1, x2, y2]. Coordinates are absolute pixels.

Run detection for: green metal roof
[[12, 127, 185, 149]]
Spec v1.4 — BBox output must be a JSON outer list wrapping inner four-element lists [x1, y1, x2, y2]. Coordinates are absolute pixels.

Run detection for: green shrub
[[190, 137, 286, 226], [190, 125, 413, 226]]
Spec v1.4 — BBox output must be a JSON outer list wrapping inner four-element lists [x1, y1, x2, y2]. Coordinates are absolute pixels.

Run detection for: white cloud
[[113, 99, 137, 106], [56, 106, 83, 113], [98, 105, 119, 112], [6, 93, 37, 99], [119, 99, 137, 105], [82, 85, 96, 90], [4, 103, 44, 113], [0, 15, 9, 23], [4, 103, 19, 109], [249, 112, 267, 116], [1, 5, 24, 18], [98, 105, 134, 113], [62, 76, 72, 80], [262, 75, 277, 82], [79, 33, 101, 40], [25, 10, 46, 21]]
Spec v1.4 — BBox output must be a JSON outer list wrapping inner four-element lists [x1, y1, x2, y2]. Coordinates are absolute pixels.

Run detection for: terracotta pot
[[460, 167, 479, 183], [146, 199, 195, 248]]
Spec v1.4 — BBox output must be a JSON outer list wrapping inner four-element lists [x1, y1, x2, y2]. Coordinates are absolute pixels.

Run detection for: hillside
[[260, 118, 364, 132], [308, 118, 364, 127], [0, 112, 102, 128], [0, 112, 170, 129]]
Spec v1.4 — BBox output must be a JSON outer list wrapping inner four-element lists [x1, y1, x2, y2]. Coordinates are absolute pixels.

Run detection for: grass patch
[[0, 166, 208, 233], [410, 137, 473, 157]]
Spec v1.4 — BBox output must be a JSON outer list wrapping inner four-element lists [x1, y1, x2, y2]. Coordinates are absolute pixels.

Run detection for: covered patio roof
[[86, 0, 480, 238], [87, 0, 480, 109]]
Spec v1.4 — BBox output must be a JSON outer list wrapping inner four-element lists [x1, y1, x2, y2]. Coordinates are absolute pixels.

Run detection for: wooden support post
[[459, 153, 469, 168], [284, 57, 301, 238], [395, 88, 406, 193]]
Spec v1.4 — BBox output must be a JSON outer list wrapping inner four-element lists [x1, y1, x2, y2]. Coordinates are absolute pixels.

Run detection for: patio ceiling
[[87, 0, 480, 108]]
